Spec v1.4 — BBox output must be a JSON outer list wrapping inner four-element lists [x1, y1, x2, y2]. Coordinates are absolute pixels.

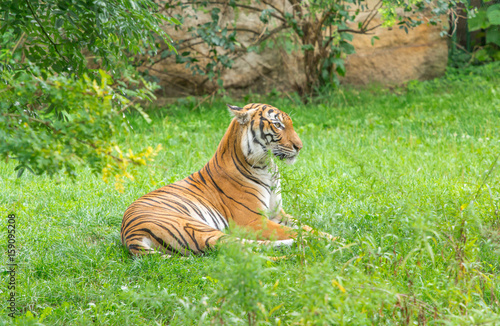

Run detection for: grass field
[[1, 63, 500, 325]]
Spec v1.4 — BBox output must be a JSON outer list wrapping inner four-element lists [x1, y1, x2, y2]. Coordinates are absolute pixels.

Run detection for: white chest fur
[[241, 125, 283, 218], [251, 162, 282, 219]]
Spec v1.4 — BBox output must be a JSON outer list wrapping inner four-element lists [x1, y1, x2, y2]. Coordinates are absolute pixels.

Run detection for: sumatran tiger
[[121, 103, 335, 257]]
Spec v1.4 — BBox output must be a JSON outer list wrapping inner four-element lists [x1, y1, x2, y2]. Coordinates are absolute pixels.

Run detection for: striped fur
[[121, 103, 331, 256]]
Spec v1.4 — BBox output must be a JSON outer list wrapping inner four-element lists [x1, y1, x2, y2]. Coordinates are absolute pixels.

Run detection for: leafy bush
[[0, 0, 177, 188], [0, 65, 163, 190], [0, 0, 175, 74], [468, 3, 500, 62]]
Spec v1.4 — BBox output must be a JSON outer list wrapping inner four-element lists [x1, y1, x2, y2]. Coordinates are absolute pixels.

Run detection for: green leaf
[[340, 41, 355, 54], [16, 166, 25, 178], [169, 16, 181, 25], [474, 48, 491, 62], [371, 36, 380, 46], [336, 62, 346, 77], [321, 69, 329, 80], [342, 33, 354, 42], [469, 10, 490, 31], [134, 106, 152, 124], [487, 4, 500, 25], [486, 25, 500, 46], [25, 311, 36, 320], [39, 307, 53, 322], [55, 18, 64, 29], [301, 44, 314, 51]]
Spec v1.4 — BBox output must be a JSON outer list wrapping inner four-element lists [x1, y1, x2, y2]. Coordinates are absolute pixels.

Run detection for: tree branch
[[249, 24, 289, 47], [288, 0, 303, 19], [228, 27, 262, 35], [261, 0, 285, 17], [4, 113, 57, 132], [338, 24, 382, 35], [182, 1, 286, 23], [361, 0, 383, 31]]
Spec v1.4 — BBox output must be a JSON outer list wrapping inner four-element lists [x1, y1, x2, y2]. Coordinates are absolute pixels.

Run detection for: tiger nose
[[293, 140, 303, 152]]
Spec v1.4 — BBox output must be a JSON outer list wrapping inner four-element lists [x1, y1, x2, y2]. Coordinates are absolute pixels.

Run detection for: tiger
[[121, 103, 335, 257]]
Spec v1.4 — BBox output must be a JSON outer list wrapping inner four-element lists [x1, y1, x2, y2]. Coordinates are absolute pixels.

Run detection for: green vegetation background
[[1, 63, 499, 325]]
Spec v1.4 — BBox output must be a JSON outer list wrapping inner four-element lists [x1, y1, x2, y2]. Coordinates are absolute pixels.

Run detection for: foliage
[[0, 0, 176, 188], [468, 3, 500, 62], [0, 65, 162, 190], [0, 0, 175, 75], [0, 63, 499, 324], [210, 239, 281, 325]]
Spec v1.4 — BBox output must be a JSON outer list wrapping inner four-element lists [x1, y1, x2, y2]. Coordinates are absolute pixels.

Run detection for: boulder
[[342, 7, 449, 85]]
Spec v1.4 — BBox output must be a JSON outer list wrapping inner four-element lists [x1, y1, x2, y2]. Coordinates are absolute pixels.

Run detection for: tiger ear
[[227, 104, 251, 124]]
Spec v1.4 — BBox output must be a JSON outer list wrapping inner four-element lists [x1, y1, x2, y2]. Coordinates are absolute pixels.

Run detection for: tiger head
[[227, 103, 303, 165]]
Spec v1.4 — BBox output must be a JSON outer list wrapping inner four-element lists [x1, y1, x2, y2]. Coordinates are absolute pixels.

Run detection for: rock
[[342, 5, 449, 85]]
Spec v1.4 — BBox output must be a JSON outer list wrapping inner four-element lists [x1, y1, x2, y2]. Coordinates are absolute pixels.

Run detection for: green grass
[[1, 63, 500, 325]]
